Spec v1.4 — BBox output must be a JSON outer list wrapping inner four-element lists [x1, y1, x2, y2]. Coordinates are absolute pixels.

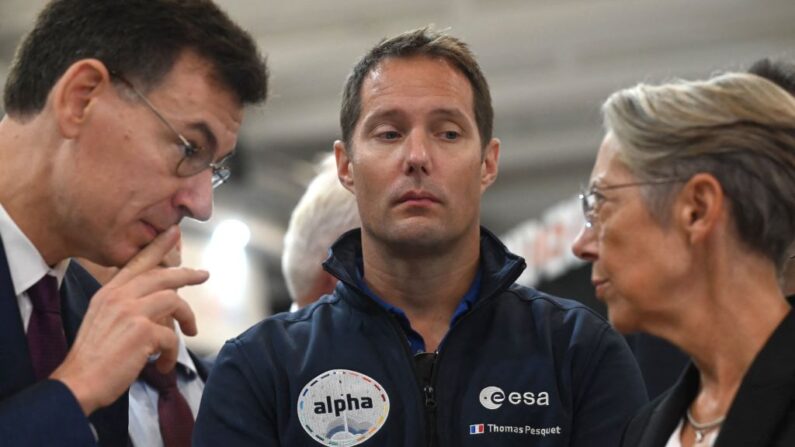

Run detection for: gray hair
[[602, 72, 795, 267], [282, 154, 360, 303]]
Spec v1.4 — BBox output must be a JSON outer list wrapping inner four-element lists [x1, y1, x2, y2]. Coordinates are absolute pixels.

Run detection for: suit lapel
[[60, 261, 101, 344], [639, 365, 699, 447], [716, 310, 795, 447], [1, 238, 131, 445], [0, 238, 36, 399], [188, 349, 211, 382], [62, 261, 131, 446]]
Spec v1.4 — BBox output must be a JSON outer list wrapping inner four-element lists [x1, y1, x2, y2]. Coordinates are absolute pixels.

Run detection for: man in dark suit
[[0, 1, 268, 445]]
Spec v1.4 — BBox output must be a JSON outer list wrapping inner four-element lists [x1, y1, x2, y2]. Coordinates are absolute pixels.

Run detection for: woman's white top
[[664, 418, 719, 447]]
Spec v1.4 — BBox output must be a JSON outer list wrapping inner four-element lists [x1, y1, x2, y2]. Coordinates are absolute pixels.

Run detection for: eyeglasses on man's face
[[579, 179, 684, 228], [111, 73, 232, 188]]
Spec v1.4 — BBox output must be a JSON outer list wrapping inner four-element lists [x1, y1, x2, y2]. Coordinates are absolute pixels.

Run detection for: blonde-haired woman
[[572, 72, 795, 446]]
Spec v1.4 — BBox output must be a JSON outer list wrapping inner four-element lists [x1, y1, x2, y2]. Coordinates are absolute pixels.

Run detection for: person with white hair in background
[[282, 154, 361, 310]]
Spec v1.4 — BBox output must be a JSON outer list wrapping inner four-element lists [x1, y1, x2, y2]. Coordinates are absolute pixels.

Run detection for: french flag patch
[[470, 424, 485, 435]]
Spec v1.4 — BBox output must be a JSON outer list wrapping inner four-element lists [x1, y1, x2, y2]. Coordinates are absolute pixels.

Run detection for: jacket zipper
[[417, 352, 439, 447], [338, 257, 525, 446], [422, 266, 525, 446], [380, 313, 439, 446]]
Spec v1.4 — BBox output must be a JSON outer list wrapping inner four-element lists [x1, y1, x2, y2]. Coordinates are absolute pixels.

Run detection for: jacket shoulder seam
[[506, 287, 611, 326]]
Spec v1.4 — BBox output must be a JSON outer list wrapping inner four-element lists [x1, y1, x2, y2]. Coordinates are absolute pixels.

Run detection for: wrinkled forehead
[[366, 56, 472, 99], [358, 56, 476, 126]]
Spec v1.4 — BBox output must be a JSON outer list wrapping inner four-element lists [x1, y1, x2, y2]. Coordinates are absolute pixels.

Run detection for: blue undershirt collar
[[355, 258, 482, 354]]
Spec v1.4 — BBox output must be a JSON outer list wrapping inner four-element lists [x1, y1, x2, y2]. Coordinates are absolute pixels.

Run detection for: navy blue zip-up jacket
[[194, 228, 647, 446]]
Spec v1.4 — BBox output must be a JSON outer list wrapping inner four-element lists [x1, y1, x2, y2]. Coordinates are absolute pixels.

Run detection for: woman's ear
[[674, 173, 725, 245]]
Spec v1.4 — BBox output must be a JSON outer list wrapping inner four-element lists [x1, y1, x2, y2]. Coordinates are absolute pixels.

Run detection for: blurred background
[[2, 0, 794, 355]]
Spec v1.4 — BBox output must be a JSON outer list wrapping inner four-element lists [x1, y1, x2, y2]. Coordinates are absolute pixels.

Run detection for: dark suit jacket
[[621, 307, 795, 447], [188, 350, 211, 382], [0, 238, 128, 446]]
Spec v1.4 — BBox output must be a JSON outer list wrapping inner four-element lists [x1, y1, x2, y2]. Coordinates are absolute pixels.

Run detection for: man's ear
[[674, 173, 725, 245], [51, 59, 111, 139], [480, 137, 500, 193], [334, 140, 355, 193]]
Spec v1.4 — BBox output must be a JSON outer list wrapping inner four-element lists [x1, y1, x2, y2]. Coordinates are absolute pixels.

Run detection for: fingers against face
[[96, 225, 206, 366], [102, 224, 206, 335], [111, 225, 182, 285]]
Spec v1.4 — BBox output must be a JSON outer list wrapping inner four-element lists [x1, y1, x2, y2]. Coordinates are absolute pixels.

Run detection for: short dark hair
[[3, 0, 268, 117], [339, 27, 493, 148], [748, 58, 795, 96]]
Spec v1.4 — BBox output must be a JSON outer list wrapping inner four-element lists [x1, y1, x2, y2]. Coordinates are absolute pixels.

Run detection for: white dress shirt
[[0, 203, 97, 440], [128, 333, 205, 447], [0, 203, 69, 331]]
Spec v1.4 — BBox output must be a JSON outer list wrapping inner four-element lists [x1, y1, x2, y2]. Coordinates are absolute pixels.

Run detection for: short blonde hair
[[603, 72, 795, 266]]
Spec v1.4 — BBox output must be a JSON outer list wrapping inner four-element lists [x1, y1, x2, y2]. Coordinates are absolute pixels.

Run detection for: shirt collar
[[175, 328, 199, 378], [0, 203, 69, 295], [451, 269, 482, 323], [355, 256, 483, 328], [0, 205, 199, 376]]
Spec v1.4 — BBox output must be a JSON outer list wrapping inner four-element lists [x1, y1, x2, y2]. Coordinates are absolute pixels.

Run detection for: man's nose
[[174, 170, 214, 222], [403, 130, 432, 176]]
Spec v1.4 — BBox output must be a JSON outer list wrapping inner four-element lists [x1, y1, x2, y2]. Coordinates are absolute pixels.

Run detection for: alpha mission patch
[[298, 369, 390, 446]]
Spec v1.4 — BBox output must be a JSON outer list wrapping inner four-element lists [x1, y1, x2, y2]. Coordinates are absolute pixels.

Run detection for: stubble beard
[[363, 217, 471, 259]]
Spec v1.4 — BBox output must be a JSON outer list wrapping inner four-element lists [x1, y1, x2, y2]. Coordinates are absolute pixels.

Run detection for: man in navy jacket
[[195, 27, 646, 446], [0, 1, 267, 445]]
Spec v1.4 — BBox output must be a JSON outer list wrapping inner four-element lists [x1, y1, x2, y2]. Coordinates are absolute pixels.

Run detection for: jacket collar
[[716, 306, 795, 446], [0, 236, 34, 398], [322, 226, 526, 309], [637, 364, 699, 446], [0, 239, 129, 445], [0, 202, 69, 295], [638, 303, 795, 447]]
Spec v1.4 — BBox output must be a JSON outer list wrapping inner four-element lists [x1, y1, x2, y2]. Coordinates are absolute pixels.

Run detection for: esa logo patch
[[298, 369, 390, 446], [479, 386, 549, 409]]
